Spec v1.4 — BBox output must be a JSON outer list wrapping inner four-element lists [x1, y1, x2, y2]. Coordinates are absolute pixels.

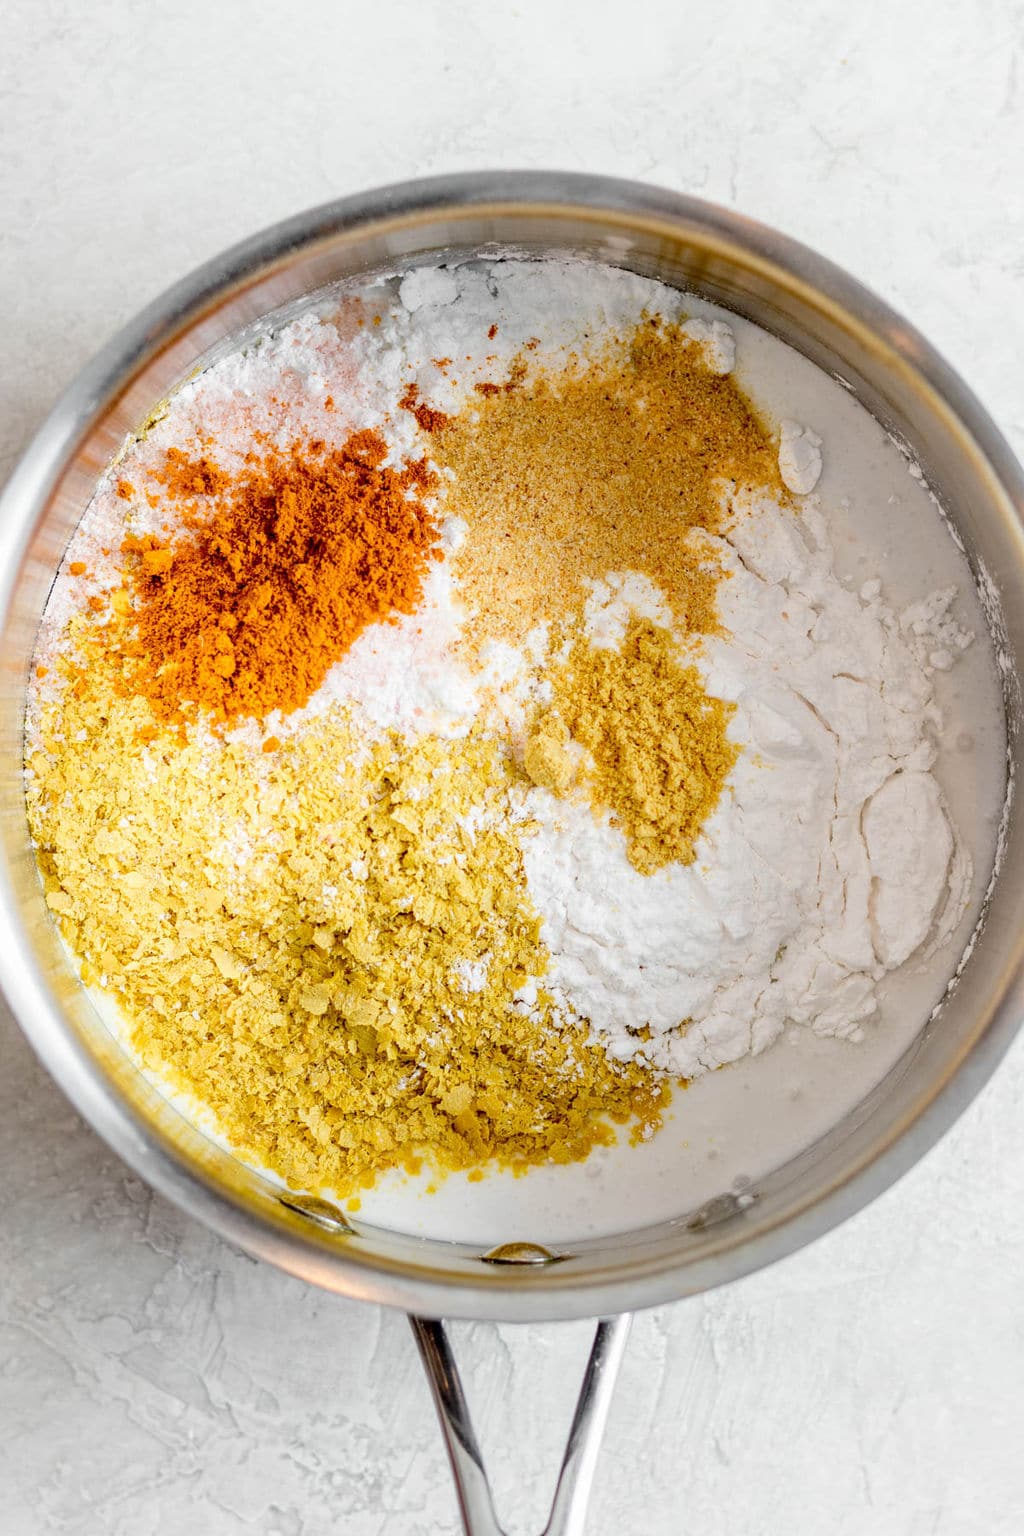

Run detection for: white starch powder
[[520, 491, 971, 1076]]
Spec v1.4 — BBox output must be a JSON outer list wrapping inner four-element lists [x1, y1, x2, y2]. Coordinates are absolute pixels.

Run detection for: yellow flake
[[211, 945, 245, 981], [441, 1083, 475, 1117], [298, 984, 332, 1016], [26, 654, 665, 1198]]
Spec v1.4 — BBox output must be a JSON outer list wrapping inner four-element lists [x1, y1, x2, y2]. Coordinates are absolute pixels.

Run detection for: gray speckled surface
[[2, 2, 1024, 1531]]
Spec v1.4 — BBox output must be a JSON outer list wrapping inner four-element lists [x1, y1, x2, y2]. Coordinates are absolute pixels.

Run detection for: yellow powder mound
[[527, 616, 739, 874], [434, 317, 783, 657], [28, 649, 665, 1196], [522, 713, 574, 794]]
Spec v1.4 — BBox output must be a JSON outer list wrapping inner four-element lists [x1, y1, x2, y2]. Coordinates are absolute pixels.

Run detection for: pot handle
[[410, 1311, 632, 1536]]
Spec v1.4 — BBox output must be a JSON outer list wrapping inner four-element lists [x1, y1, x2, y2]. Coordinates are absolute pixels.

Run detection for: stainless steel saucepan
[[2, 173, 1022, 1535]]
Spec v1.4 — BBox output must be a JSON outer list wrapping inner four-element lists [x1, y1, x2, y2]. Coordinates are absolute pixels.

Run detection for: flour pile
[[521, 493, 971, 1076]]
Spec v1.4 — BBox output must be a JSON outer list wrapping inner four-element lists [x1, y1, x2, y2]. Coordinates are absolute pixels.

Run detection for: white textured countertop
[[3, 2, 1024, 1531]]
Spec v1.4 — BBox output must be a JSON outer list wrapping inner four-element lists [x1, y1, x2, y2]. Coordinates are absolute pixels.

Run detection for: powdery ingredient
[[26, 256, 982, 1193], [291, 546, 476, 744], [532, 615, 738, 875], [28, 667, 665, 1194], [520, 493, 973, 1077], [110, 432, 441, 729], [430, 317, 782, 658], [862, 770, 955, 966], [900, 584, 975, 674], [778, 420, 823, 495]]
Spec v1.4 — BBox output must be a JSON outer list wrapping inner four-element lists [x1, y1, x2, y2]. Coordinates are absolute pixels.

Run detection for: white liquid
[[66, 286, 1009, 1248]]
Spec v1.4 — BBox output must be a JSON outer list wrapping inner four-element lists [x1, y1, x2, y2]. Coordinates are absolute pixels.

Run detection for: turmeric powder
[[112, 430, 441, 726]]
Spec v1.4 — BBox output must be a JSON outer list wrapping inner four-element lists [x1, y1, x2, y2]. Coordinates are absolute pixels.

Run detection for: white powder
[[399, 265, 461, 312], [452, 957, 490, 994], [520, 489, 973, 1077], [679, 317, 736, 375], [582, 571, 673, 649], [778, 419, 824, 494], [900, 585, 974, 674], [287, 549, 476, 742]]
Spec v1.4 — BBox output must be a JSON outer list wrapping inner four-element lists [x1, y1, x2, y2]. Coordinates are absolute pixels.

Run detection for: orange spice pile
[[110, 430, 441, 727]]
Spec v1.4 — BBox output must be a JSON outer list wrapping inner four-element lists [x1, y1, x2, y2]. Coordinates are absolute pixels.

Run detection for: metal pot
[[2, 173, 1022, 1535]]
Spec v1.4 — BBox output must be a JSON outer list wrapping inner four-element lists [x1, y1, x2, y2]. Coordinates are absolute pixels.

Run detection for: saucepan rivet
[[479, 1241, 568, 1265], [278, 1194, 356, 1235], [685, 1191, 758, 1231]]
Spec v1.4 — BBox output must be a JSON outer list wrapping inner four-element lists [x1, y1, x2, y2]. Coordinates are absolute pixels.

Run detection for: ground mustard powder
[[531, 617, 739, 875]]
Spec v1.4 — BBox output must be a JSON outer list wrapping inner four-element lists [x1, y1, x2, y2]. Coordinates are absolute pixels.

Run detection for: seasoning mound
[[530, 616, 739, 875], [433, 318, 782, 658], [113, 430, 441, 727], [29, 668, 664, 1194]]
